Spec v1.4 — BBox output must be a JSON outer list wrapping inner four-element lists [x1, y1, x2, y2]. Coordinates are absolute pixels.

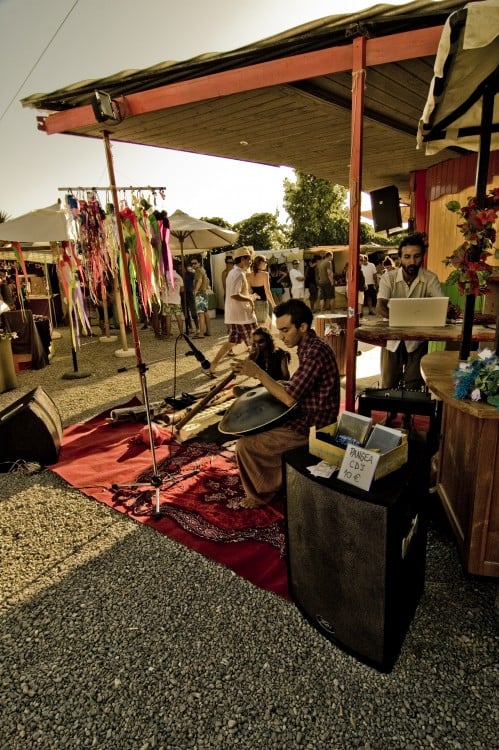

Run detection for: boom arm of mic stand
[[174, 372, 235, 431], [183, 334, 211, 370]]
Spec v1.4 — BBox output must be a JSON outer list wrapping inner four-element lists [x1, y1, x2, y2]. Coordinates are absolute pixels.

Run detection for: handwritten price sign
[[338, 444, 380, 491]]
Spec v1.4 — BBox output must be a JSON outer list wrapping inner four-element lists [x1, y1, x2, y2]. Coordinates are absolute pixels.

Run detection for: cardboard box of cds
[[309, 413, 408, 481]]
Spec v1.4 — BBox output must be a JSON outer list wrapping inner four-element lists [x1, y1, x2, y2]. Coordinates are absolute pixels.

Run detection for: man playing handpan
[[231, 299, 340, 508]]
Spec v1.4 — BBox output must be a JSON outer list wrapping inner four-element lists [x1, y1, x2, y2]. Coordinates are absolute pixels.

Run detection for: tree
[[0, 210, 10, 224], [283, 171, 375, 247], [232, 212, 287, 250]]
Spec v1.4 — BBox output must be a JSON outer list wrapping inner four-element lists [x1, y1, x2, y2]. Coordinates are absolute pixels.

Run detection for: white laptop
[[388, 297, 449, 327]]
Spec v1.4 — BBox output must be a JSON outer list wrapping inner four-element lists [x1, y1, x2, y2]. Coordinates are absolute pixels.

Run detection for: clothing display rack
[[60, 144, 170, 512]]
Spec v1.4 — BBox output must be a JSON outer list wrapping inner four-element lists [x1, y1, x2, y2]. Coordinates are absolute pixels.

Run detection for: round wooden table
[[354, 320, 496, 347]]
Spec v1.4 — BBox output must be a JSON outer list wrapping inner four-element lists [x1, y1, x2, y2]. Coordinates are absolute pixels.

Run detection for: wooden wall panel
[[427, 176, 499, 282]]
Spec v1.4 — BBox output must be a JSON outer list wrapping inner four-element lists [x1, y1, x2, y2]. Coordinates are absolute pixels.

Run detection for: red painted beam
[[40, 25, 442, 136]]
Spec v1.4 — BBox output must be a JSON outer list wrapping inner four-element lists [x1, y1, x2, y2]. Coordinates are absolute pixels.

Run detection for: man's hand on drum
[[231, 358, 261, 380]]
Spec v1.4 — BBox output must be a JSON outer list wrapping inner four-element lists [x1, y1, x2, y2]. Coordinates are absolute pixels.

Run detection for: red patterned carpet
[[50, 404, 290, 599]]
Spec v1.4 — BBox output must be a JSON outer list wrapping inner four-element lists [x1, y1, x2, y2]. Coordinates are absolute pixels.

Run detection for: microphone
[[183, 334, 211, 370]]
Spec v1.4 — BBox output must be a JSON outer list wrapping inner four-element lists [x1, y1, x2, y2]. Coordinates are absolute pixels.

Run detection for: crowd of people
[[2, 236, 443, 510]]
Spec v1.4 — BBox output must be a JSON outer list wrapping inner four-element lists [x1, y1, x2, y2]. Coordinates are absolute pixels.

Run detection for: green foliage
[[369, 232, 400, 246], [282, 172, 375, 248], [199, 216, 233, 229], [232, 212, 287, 250]]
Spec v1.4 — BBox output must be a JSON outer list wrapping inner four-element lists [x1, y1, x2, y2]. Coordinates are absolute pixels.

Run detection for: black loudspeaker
[[0, 387, 63, 466], [284, 449, 426, 671], [370, 185, 402, 232]]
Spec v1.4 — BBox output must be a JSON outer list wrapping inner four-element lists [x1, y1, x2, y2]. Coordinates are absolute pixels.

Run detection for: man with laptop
[[375, 232, 444, 426]]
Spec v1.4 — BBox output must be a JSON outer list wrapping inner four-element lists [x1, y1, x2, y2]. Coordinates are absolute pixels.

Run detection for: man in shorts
[[208, 246, 257, 375], [162, 268, 185, 337], [317, 251, 335, 311], [191, 257, 210, 337]]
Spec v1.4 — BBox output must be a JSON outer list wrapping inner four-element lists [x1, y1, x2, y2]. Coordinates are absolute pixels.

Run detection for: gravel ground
[[0, 315, 497, 750]]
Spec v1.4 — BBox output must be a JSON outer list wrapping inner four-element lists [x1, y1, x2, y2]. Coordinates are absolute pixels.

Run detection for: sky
[[0, 0, 409, 225]]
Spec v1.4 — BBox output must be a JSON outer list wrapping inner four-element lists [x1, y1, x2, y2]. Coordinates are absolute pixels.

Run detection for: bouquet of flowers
[[453, 348, 499, 408], [444, 188, 499, 296]]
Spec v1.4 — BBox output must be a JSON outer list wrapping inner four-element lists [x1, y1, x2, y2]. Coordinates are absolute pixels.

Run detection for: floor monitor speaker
[[0, 387, 63, 466], [370, 185, 402, 232], [284, 450, 426, 671]]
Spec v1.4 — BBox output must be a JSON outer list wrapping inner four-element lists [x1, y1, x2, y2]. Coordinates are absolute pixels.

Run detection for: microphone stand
[[102, 132, 166, 516], [182, 333, 213, 374]]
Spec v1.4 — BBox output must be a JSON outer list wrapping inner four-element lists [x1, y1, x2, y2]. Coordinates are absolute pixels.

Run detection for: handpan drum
[[218, 386, 296, 436]]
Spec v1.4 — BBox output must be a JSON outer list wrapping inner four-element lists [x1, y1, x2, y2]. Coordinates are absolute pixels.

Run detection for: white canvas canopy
[[418, 0, 499, 155], [418, 0, 499, 358], [0, 243, 56, 265]]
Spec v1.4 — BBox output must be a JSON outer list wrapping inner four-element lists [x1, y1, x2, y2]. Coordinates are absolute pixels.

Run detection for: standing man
[[231, 299, 340, 508], [361, 254, 378, 315], [208, 247, 257, 375], [221, 255, 234, 299], [317, 252, 335, 311], [304, 258, 318, 311], [191, 257, 210, 337], [163, 268, 185, 337], [289, 259, 305, 299], [376, 233, 443, 425]]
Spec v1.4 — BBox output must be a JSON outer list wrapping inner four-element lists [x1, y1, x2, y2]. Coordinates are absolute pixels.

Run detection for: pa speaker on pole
[[369, 185, 402, 233], [0, 387, 63, 466]]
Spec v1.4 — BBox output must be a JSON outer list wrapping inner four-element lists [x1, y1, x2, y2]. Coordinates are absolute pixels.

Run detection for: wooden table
[[354, 320, 496, 347], [421, 351, 499, 578]]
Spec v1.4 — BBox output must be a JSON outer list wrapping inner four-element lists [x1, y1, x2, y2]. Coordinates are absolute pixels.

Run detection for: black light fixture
[[91, 90, 120, 123]]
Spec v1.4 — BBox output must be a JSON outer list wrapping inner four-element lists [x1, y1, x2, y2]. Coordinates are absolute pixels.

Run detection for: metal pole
[[459, 81, 495, 361]]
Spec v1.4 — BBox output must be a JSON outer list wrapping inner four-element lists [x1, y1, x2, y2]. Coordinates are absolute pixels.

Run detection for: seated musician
[[231, 299, 340, 508], [375, 232, 442, 427]]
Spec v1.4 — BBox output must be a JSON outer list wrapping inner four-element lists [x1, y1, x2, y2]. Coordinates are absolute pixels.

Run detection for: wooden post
[[345, 36, 366, 412]]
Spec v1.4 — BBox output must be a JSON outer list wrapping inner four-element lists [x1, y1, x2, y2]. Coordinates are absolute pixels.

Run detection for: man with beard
[[375, 233, 442, 426]]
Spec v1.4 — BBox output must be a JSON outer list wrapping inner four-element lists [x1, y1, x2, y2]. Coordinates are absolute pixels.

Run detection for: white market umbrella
[[0, 204, 73, 243], [168, 210, 239, 256], [0, 203, 89, 377], [418, 0, 499, 357]]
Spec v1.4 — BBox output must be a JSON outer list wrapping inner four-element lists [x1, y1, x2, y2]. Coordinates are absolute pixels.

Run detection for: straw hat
[[233, 246, 254, 260]]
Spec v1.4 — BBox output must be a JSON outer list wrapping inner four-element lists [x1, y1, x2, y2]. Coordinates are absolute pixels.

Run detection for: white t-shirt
[[290, 267, 305, 297], [165, 270, 183, 306], [362, 261, 377, 286], [224, 266, 257, 325]]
